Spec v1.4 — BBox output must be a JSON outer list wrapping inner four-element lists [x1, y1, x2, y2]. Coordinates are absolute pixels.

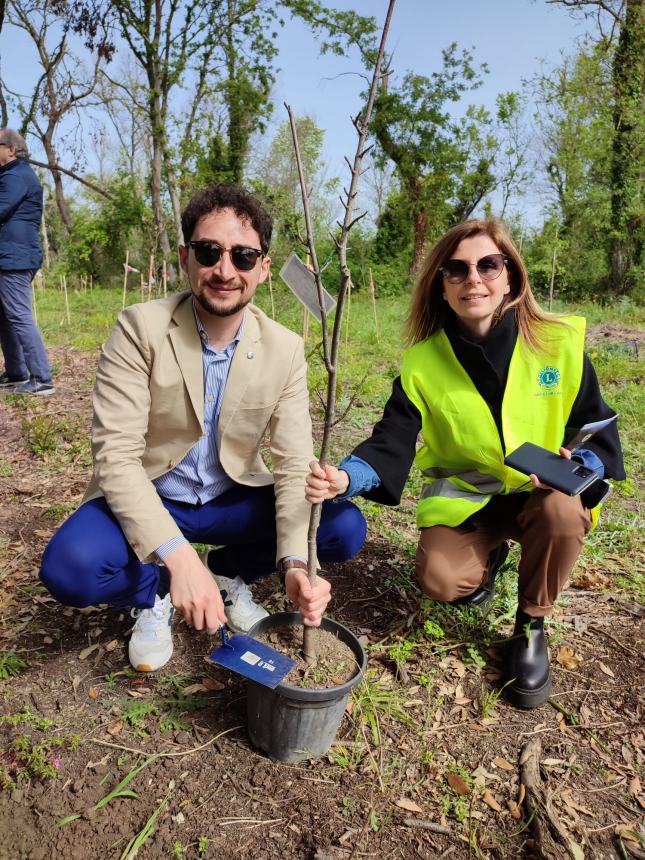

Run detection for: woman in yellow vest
[[306, 218, 624, 709]]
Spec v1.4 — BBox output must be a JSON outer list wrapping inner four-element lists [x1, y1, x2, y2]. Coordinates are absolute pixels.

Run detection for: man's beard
[[194, 285, 250, 318]]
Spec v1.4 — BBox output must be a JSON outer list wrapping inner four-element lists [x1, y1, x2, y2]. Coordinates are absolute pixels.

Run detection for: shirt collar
[[191, 299, 246, 351]]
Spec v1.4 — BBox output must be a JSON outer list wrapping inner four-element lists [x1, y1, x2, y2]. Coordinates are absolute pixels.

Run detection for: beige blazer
[[84, 292, 313, 563]]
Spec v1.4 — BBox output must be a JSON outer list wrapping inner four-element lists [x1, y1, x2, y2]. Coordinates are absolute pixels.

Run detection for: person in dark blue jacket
[[0, 128, 53, 395]]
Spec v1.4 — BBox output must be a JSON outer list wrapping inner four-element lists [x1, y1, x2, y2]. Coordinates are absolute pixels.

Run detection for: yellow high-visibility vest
[[401, 316, 588, 528]]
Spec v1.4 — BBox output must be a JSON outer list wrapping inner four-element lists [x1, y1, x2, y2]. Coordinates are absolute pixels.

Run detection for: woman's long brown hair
[[405, 219, 564, 352]]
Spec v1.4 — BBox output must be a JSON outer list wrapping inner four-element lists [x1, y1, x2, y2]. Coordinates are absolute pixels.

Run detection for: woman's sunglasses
[[188, 240, 263, 272], [440, 253, 509, 285]]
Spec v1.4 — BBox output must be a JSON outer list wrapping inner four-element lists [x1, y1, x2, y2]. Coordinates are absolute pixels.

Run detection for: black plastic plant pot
[[246, 611, 367, 763]]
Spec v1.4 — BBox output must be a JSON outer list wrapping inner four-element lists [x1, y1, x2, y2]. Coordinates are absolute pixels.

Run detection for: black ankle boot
[[502, 611, 551, 709], [451, 542, 509, 611]]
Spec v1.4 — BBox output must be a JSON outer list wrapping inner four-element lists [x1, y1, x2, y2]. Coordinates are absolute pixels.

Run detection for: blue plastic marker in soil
[[208, 625, 295, 689]]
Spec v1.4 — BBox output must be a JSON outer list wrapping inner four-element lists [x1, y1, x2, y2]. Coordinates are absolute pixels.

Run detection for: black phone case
[[504, 442, 599, 496]]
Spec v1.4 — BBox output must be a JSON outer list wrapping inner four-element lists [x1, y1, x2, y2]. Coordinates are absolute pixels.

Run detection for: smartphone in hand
[[505, 442, 599, 496]]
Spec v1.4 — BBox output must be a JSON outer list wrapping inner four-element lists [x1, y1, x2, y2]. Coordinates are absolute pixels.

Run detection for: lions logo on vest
[[537, 366, 561, 390]]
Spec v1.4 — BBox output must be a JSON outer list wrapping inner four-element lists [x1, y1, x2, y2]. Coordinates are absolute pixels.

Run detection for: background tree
[[548, 0, 644, 295], [370, 48, 501, 274], [529, 44, 613, 298], [6, 0, 111, 230], [250, 115, 338, 255], [108, 0, 225, 264]]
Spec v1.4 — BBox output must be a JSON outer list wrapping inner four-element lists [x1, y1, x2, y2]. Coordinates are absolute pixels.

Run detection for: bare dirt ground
[[0, 342, 643, 860]]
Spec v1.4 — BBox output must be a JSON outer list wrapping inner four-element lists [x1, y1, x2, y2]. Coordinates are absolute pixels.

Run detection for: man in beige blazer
[[40, 184, 366, 671]]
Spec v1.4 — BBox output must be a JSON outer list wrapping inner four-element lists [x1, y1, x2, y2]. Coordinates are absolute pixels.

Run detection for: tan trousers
[[415, 490, 592, 617]]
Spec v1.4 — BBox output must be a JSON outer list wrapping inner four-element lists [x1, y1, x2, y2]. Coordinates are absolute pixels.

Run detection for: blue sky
[[1, 0, 593, 224], [269, 0, 593, 223]]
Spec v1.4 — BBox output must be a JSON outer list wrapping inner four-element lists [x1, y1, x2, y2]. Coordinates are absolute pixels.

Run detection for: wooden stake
[[62, 274, 71, 325], [302, 306, 309, 341], [369, 268, 380, 342], [122, 250, 129, 308], [89, 274, 93, 291], [148, 253, 154, 301], [140, 273, 145, 301], [548, 245, 557, 312], [163, 260, 167, 297], [268, 269, 275, 319]]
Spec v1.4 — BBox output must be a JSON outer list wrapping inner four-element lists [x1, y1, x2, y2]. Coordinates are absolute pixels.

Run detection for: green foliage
[[0, 653, 27, 680], [529, 44, 615, 300], [119, 778, 174, 860], [0, 707, 56, 731], [530, 19, 645, 300], [251, 116, 339, 262], [20, 411, 91, 466], [122, 701, 158, 729], [352, 669, 416, 746], [386, 638, 416, 670], [63, 173, 152, 283], [608, 0, 645, 295], [57, 754, 160, 827], [1, 723, 79, 788], [369, 47, 523, 269]]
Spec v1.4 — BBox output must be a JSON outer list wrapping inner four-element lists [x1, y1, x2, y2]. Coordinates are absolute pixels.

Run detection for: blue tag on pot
[[208, 626, 296, 689]]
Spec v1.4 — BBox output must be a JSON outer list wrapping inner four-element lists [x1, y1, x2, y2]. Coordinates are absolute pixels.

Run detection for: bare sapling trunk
[[286, 0, 396, 664]]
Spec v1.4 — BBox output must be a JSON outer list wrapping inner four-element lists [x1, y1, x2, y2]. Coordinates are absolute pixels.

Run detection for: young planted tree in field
[[287, 0, 395, 663]]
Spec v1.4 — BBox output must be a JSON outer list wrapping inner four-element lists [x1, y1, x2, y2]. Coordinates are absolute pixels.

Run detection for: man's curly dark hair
[[181, 184, 273, 253]]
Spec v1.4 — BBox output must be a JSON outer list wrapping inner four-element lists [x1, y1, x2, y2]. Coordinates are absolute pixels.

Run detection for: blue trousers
[[0, 270, 52, 383], [40, 483, 367, 610]]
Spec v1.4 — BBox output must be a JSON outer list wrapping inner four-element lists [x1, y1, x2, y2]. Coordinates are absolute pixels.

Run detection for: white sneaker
[[203, 550, 269, 633], [128, 594, 174, 672]]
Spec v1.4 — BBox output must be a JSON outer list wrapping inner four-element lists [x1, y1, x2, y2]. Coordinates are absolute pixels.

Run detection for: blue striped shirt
[[153, 305, 243, 560]]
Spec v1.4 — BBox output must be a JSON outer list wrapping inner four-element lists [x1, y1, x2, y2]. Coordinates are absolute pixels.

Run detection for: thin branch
[[27, 158, 112, 197]]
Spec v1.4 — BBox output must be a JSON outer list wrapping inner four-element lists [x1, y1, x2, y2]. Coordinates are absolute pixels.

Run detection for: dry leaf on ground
[[446, 773, 471, 796], [556, 646, 583, 669], [78, 643, 100, 660], [395, 798, 423, 813], [482, 789, 502, 812], [107, 719, 123, 736]]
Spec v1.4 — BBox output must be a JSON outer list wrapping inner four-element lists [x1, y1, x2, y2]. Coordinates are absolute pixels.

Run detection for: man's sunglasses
[[188, 240, 263, 271], [440, 253, 509, 285]]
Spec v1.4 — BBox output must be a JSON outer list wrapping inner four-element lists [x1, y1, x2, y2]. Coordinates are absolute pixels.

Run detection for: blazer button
[[168, 460, 174, 468]]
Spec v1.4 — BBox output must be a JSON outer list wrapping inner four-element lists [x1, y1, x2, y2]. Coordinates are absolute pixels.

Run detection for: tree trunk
[[609, 0, 644, 294], [164, 157, 183, 249], [411, 205, 428, 277], [41, 134, 72, 230], [149, 91, 172, 263]]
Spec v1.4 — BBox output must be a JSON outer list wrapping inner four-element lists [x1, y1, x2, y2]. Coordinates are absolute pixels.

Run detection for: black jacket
[[352, 310, 625, 507]]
